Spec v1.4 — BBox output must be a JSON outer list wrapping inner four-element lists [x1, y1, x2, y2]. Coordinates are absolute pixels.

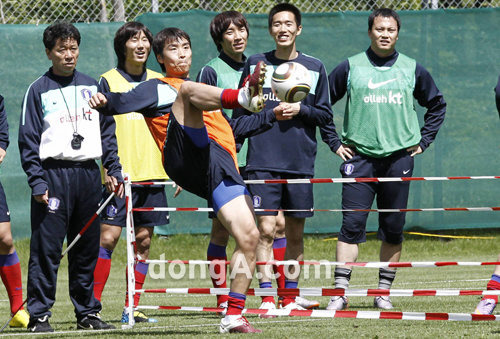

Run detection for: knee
[[100, 229, 119, 249], [257, 219, 276, 242], [0, 233, 13, 253], [178, 81, 194, 99], [239, 226, 259, 253]]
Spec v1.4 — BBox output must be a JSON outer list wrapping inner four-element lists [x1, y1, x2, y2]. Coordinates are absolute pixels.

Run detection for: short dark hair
[[268, 3, 301, 29], [153, 27, 191, 72], [114, 22, 153, 70], [210, 11, 249, 52], [368, 8, 401, 32], [43, 22, 81, 50]]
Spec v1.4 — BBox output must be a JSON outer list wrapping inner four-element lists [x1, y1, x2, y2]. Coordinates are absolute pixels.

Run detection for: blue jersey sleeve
[[414, 63, 446, 151], [196, 65, 218, 86], [18, 81, 47, 195], [0, 95, 9, 151], [99, 79, 163, 117]]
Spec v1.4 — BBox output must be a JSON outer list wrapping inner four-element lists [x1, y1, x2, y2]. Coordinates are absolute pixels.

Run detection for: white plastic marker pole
[[0, 184, 120, 332], [61, 184, 120, 257]]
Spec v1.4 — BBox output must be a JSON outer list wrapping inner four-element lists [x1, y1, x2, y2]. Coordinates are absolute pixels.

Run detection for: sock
[[226, 292, 246, 316], [0, 251, 24, 314], [125, 262, 149, 307], [220, 89, 241, 109], [259, 281, 275, 303], [484, 274, 500, 302], [378, 268, 396, 290], [93, 247, 113, 301], [334, 267, 352, 290], [207, 242, 228, 305], [282, 280, 298, 306], [273, 237, 286, 289]]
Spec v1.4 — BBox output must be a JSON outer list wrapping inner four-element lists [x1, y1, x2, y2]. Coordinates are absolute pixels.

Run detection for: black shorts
[[163, 116, 244, 208], [100, 184, 169, 227], [338, 149, 414, 245], [0, 182, 10, 223], [246, 170, 314, 218]]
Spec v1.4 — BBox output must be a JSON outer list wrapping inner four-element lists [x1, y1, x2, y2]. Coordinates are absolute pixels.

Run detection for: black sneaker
[[77, 313, 116, 330], [27, 315, 54, 333]]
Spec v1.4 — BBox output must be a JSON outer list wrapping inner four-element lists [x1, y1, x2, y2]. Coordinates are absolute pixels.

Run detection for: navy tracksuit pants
[[27, 159, 102, 321]]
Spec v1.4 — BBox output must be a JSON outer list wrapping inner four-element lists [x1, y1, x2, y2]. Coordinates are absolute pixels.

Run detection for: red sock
[[259, 281, 275, 304], [125, 262, 149, 307], [226, 292, 246, 316], [93, 247, 113, 301], [220, 89, 240, 109], [207, 243, 228, 305], [0, 251, 24, 314], [208, 257, 228, 305], [484, 275, 500, 302], [273, 237, 287, 289]]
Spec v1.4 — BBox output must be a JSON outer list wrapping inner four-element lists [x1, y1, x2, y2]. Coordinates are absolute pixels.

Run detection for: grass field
[[0, 230, 499, 338]]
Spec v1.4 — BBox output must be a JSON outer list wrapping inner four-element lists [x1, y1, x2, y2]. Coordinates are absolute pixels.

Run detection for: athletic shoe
[[281, 301, 306, 311], [27, 315, 53, 333], [219, 316, 262, 333], [217, 301, 228, 317], [374, 296, 394, 310], [258, 301, 277, 318], [121, 310, 158, 323], [475, 298, 497, 315], [77, 313, 115, 330], [326, 296, 349, 310], [10, 309, 29, 328], [239, 61, 266, 112], [295, 296, 320, 310]]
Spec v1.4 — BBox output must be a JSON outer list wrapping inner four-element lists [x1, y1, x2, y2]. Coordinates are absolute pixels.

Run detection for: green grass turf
[[0, 230, 499, 337]]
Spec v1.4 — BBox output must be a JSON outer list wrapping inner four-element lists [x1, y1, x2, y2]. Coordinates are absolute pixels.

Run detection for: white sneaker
[[217, 301, 228, 317], [295, 296, 320, 309], [258, 301, 277, 319], [281, 301, 306, 311], [326, 296, 348, 310], [220, 316, 262, 333], [374, 296, 394, 309], [238, 61, 266, 112]]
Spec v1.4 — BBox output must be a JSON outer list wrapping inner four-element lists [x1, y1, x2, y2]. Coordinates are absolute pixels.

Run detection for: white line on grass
[[0, 318, 326, 337]]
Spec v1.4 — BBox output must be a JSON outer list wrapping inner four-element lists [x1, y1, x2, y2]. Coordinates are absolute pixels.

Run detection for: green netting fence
[[0, 9, 498, 238]]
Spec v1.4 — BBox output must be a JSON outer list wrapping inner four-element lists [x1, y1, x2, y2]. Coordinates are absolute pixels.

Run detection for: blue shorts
[[100, 185, 169, 227], [163, 116, 245, 209], [247, 170, 313, 218], [0, 182, 10, 223], [338, 149, 414, 245]]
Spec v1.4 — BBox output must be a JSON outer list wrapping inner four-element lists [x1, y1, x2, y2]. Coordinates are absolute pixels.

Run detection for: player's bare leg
[[217, 195, 261, 333], [327, 241, 358, 310]]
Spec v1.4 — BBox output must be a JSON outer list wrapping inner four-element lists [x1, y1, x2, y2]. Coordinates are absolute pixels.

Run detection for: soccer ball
[[271, 62, 311, 103]]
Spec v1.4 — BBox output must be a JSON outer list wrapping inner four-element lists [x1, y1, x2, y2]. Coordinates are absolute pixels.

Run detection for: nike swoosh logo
[[403, 169, 411, 175], [367, 78, 398, 89]]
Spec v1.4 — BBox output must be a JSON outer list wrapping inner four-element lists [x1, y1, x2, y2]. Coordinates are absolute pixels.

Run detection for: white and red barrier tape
[[133, 175, 500, 186], [140, 259, 500, 267], [136, 287, 500, 297], [134, 206, 500, 213], [136, 305, 500, 321]]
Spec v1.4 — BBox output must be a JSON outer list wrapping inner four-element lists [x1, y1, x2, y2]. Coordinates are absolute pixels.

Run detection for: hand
[[0, 147, 5, 164], [273, 102, 300, 120], [407, 145, 423, 157], [34, 190, 49, 205], [336, 144, 355, 161], [88, 93, 108, 109], [106, 174, 124, 198], [173, 184, 183, 198]]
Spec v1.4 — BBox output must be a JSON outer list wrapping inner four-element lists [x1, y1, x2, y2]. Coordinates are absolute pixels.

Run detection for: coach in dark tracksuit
[[18, 22, 121, 332]]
